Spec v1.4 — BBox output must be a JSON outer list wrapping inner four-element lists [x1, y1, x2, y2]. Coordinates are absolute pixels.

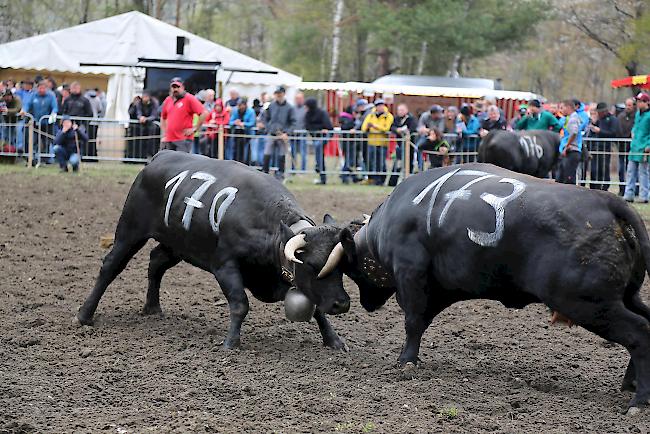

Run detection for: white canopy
[[0, 11, 301, 120]]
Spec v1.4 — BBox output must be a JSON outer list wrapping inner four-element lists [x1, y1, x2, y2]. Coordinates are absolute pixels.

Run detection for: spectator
[[353, 98, 371, 130], [198, 97, 228, 158], [624, 93, 650, 203], [53, 115, 85, 172], [455, 104, 480, 163], [160, 77, 208, 153], [361, 99, 394, 185], [515, 99, 560, 131], [338, 106, 356, 184], [587, 102, 620, 191], [416, 105, 445, 144], [617, 98, 636, 196], [1, 91, 22, 149], [304, 97, 333, 184], [556, 99, 583, 184], [62, 82, 93, 118], [5, 79, 16, 93], [135, 91, 160, 158], [391, 103, 418, 174], [510, 104, 527, 130], [479, 105, 507, 137], [60, 84, 70, 106], [262, 86, 296, 180], [291, 92, 307, 172], [85, 89, 105, 118], [13, 79, 33, 154], [225, 89, 239, 111], [19, 80, 58, 166], [252, 98, 263, 117], [227, 97, 256, 162], [46, 77, 63, 110], [203, 89, 216, 112], [444, 106, 458, 133], [419, 128, 450, 169]]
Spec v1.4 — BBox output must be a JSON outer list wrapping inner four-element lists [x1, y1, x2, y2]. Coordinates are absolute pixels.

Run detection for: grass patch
[[437, 406, 460, 419]]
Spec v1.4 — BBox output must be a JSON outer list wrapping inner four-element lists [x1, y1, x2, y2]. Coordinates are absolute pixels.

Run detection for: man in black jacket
[[589, 102, 620, 190], [304, 97, 332, 184], [53, 115, 87, 172], [390, 103, 418, 180], [62, 82, 93, 118], [262, 86, 296, 180], [135, 91, 160, 157]]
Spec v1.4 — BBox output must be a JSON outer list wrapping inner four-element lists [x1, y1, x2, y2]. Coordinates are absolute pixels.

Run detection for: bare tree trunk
[[81, 0, 90, 23], [376, 48, 391, 78], [175, 0, 181, 26], [329, 0, 345, 82], [448, 54, 461, 77], [416, 41, 427, 75]]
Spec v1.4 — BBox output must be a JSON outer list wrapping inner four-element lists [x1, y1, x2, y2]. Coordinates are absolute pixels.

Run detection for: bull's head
[[315, 215, 396, 312], [281, 214, 351, 315]]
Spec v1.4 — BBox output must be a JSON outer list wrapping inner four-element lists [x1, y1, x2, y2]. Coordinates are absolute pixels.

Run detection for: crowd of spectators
[[2, 75, 649, 195]]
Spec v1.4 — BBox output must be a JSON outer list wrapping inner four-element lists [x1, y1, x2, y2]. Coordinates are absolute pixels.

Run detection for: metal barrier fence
[[1, 116, 638, 194]]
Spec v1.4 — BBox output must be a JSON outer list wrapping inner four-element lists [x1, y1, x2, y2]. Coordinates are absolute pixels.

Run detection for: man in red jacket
[[160, 77, 207, 152]]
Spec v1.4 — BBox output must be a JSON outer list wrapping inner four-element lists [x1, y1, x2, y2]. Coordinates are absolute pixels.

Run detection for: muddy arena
[[1, 165, 650, 434]]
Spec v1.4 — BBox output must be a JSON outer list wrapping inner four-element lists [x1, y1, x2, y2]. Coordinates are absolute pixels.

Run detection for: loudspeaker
[[176, 36, 188, 56]]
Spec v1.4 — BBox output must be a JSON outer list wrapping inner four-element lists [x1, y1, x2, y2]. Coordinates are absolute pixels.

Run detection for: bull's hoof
[[626, 406, 643, 416], [400, 361, 418, 380], [223, 337, 241, 350], [141, 304, 163, 316], [621, 379, 637, 393], [323, 336, 349, 352], [75, 313, 94, 326]]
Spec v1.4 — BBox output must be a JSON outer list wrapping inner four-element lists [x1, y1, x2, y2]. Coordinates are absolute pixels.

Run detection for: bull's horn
[[284, 233, 307, 264], [362, 214, 370, 224], [318, 242, 344, 278]]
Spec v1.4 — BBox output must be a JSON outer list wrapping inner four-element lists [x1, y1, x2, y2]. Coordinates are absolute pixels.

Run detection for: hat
[[237, 96, 248, 105], [374, 99, 386, 106], [635, 92, 650, 103], [430, 104, 443, 113], [596, 102, 609, 112], [61, 115, 71, 121], [529, 99, 541, 108], [355, 98, 368, 108], [460, 104, 471, 116], [170, 77, 184, 86], [274, 86, 286, 94], [519, 104, 528, 112]]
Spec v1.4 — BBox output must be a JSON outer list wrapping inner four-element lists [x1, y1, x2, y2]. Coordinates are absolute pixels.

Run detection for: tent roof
[[299, 81, 542, 101], [372, 74, 495, 90], [0, 11, 300, 86]]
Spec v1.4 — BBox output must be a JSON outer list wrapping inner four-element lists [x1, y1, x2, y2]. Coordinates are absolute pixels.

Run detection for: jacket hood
[[215, 98, 224, 109]]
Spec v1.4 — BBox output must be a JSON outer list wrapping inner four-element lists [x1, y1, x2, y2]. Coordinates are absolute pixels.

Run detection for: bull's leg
[[142, 244, 180, 315], [622, 294, 650, 392], [394, 266, 444, 366], [313, 309, 348, 351], [213, 261, 249, 349], [77, 238, 148, 325], [565, 301, 650, 408]]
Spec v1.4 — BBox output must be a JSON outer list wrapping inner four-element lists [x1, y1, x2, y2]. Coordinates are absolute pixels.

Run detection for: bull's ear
[[323, 214, 336, 225], [279, 221, 294, 242], [339, 227, 356, 263]]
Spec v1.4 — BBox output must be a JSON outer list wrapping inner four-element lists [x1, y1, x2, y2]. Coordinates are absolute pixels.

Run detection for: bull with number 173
[[76, 151, 351, 351], [319, 163, 650, 412]]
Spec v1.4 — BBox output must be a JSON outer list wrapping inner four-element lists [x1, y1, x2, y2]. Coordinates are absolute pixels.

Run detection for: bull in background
[[77, 151, 351, 351], [320, 163, 650, 411], [478, 130, 560, 178]]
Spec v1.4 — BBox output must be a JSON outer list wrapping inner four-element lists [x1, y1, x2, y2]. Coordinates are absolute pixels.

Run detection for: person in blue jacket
[[19, 80, 58, 166], [227, 97, 256, 163], [455, 103, 480, 163]]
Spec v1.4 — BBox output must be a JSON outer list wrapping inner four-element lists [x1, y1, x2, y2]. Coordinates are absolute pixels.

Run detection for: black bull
[[77, 151, 350, 350], [478, 130, 560, 177], [327, 163, 650, 409]]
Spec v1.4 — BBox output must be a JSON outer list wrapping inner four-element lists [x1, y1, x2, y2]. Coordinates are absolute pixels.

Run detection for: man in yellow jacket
[[361, 99, 394, 185]]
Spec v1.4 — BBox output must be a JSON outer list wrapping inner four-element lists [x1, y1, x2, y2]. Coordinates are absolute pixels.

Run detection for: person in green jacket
[[515, 99, 561, 132], [623, 92, 650, 203]]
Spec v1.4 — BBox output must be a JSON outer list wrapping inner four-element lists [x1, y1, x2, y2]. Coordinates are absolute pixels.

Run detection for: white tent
[[0, 11, 301, 120]]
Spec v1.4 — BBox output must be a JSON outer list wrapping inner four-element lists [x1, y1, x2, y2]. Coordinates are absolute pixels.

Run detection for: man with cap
[[52, 115, 87, 172], [160, 77, 208, 153], [624, 92, 650, 203], [261, 86, 296, 180], [587, 102, 620, 190], [361, 99, 394, 185], [515, 99, 560, 131], [556, 99, 584, 184]]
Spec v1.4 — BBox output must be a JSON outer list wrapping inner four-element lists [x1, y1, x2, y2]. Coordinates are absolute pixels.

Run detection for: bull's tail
[[608, 194, 650, 276]]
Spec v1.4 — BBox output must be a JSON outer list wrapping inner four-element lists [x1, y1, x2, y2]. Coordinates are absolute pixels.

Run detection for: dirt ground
[[1, 164, 650, 434]]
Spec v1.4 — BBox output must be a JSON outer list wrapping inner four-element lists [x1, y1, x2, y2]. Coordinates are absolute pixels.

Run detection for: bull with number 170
[[77, 151, 351, 351]]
